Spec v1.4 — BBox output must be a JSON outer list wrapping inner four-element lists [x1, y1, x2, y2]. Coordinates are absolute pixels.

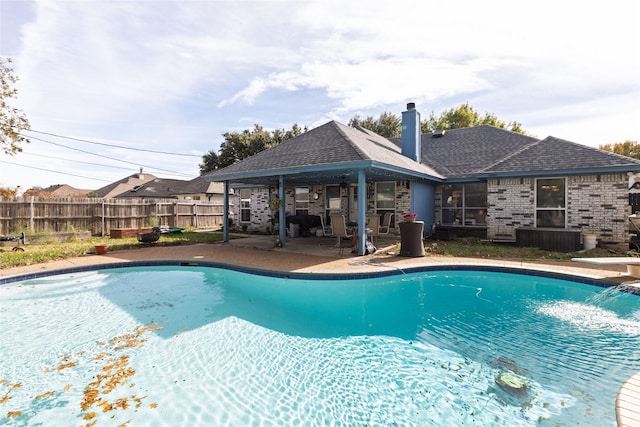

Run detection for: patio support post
[[357, 170, 367, 256], [223, 180, 230, 242], [279, 176, 286, 247]]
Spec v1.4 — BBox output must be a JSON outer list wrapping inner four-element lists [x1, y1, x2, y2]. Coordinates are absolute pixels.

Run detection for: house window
[[442, 183, 487, 226], [536, 178, 566, 228], [295, 187, 309, 215], [240, 189, 251, 222], [375, 181, 395, 224], [375, 181, 395, 210]]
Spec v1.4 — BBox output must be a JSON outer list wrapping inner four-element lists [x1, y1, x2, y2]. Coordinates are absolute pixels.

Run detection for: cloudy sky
[[1, 0, 639, 191]]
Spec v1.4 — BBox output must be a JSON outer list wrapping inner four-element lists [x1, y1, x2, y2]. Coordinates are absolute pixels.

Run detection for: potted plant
[[95, 243, 109, 255], [402, 212, 418, 222], [269, 197, 281, 210]]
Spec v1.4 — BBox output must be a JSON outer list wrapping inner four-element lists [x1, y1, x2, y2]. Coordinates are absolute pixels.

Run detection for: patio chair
[[319, 215, 333, 237], [366, 214, 380, 243], [379, 212, 394, 235], [330, 214, 353, 249], [339, 233, 358, 256]]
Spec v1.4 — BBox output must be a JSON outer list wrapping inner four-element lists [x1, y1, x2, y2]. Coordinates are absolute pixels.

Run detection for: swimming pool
[[1, 264, 639, 426]]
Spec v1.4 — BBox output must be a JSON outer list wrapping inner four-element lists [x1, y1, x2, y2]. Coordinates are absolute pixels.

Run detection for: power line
[[25, 135, 194, 177], [0, 160, 112, 183], [24, 129, 202, 157], [19, 151, 191, 177], [20, 151, 135, 172]]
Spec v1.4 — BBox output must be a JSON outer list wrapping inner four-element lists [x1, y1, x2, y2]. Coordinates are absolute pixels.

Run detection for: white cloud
[[1, 0, 638, 190]]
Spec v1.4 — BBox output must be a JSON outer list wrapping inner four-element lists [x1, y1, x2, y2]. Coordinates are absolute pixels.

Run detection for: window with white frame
[[536, 178, 566, 228], [240, 189, 251, 222], [295, 187, 309, 215]]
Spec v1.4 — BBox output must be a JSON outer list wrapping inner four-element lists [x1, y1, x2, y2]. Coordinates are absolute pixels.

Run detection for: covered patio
[[204, 120, 443, 255]]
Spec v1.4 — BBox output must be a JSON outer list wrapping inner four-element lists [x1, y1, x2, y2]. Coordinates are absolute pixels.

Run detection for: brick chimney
[[401, 102, 421, 163]]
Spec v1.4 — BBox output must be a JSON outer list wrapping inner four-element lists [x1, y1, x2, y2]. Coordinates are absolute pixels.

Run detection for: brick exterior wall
[[566, 174, 630, 242], [485, 174, 630, 243], [487, 177, 535, 241], [233, 174, 631, 243]]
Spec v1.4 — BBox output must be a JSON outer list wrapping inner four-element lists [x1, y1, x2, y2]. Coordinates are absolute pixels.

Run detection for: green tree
[[200, 123, 306, 174], [599, 140, 640, 160], [348, 112, 401, 138], [349, 103, 525, 137], [420, 103, 524, 134], [1, 57, 30, 154]]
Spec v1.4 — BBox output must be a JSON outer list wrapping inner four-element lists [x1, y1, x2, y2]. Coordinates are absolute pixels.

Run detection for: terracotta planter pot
[[95, 244, 109, 255]]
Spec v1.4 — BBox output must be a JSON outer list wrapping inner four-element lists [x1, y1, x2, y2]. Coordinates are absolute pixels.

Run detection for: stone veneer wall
[[487, 174, 630, 243]]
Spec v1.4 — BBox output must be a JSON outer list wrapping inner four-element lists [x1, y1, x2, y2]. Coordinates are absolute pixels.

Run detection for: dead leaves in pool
[[1, 323, 161, 424]]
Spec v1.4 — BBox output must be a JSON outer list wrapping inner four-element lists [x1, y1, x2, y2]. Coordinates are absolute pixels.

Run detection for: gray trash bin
[[289, 223, 299, 238], [399, 221, 425, 257]]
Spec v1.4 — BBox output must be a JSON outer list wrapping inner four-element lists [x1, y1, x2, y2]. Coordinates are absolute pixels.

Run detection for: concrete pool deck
[[1, 234, 639, 282], [1, 234, 639, 426]]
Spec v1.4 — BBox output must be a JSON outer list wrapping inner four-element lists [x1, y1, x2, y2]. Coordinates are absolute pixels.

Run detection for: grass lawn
[[0, 230, 226, 269], [414, 238, 622, 262]]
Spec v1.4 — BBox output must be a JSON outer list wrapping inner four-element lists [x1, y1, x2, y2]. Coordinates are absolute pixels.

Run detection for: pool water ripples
[[1, 266, 639, 425]]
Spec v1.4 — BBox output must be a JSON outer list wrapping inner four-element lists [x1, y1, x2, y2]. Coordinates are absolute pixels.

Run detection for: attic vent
[[432, 130, 446, 138], [131, 185, 144, 192]]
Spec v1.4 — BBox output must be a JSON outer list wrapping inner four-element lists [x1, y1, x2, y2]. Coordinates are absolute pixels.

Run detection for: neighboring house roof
[[114, 178, 189, 198], [179, 175, 231, 195], [205, 121, 443, 185], [41, 184, 91, 197], [93, 172, 158, 199]]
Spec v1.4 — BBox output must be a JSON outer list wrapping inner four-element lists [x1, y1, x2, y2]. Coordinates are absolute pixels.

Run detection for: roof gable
[[181, 175, 228, 194], [93, 173, 158, 198], [483, 136, 640, 175], [206, 121, 442, 183], [418, 126, 539, 178]]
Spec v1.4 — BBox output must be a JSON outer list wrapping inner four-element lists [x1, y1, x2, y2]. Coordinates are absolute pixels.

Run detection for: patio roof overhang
[[205, 160, 444, 187]]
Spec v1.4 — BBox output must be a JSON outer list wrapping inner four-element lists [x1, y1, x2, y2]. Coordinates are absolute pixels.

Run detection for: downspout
[[357, 170, 366, 255], [278, 176, 286, 247], [223, 180, 229, 242]]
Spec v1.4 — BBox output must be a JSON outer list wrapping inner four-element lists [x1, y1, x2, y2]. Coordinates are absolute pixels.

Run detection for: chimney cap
[[406, 102, 416, 110]]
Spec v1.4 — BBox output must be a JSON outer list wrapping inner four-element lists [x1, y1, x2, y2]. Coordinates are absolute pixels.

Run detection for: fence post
[[101, 199, 106, 237], [193, 203, 198, 228], [30, 196, 35, 231]]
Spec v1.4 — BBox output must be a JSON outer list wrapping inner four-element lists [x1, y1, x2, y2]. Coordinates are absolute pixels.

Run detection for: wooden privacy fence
[[0, 197, 227, 236]]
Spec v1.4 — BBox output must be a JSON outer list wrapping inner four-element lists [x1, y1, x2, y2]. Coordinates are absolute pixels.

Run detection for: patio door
[[348, 185, 358, 223], [325, 185, 341, 224]]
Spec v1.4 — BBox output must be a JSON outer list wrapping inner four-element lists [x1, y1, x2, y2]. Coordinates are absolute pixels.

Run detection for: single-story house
[[205, 103, 640, 254]]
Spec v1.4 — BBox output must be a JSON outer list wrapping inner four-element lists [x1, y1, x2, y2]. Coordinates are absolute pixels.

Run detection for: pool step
[[617, 371, 640, 426]]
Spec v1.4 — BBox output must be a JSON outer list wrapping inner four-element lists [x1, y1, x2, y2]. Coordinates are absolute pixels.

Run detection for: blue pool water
[[1, 265, 639, 426]]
